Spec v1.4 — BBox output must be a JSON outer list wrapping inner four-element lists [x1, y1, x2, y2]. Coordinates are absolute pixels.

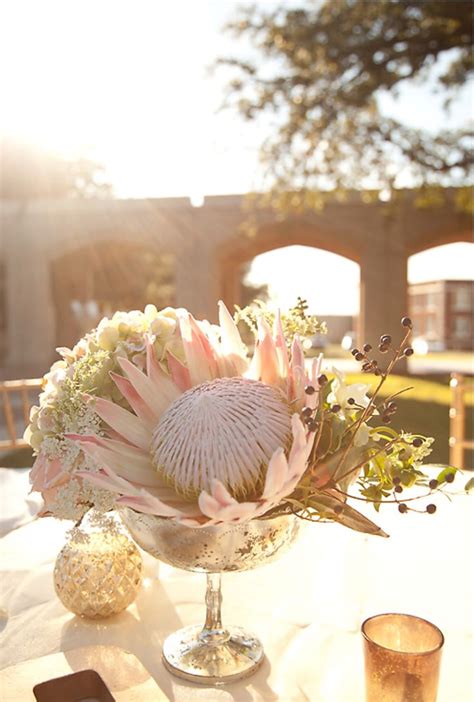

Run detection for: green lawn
[[346, 373, 474, 469]]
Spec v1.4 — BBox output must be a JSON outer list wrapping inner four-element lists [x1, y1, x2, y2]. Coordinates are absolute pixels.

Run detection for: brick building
[[409, 280, 474, 351]]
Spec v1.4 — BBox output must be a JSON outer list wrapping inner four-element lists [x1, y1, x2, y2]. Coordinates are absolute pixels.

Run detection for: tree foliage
[[218, 0, 473, 201], [0, 138, 111, 200]]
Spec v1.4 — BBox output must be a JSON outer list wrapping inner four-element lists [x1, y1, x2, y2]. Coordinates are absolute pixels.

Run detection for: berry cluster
[[350, 317, 415, 377]]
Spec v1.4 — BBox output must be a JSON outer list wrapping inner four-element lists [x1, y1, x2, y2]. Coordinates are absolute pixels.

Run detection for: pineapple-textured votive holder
[[54, 527, 143, 619]]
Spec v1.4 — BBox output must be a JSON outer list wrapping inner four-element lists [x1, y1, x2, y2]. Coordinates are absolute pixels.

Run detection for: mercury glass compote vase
[[121, 508, 300, 685]]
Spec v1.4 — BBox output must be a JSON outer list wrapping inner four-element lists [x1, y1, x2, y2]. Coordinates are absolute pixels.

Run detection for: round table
[[1, 468, 473, 701]]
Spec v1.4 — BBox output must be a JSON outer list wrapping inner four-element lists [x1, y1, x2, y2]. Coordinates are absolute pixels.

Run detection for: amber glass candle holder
[[362, 613, 444, 702]]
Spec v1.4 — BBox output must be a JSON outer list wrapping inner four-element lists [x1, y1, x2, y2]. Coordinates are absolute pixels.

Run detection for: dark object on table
[[33, 669, 116, 701]]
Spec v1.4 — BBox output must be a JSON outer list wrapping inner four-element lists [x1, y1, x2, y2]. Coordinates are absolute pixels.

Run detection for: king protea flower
[[66, 303, 321, 527]]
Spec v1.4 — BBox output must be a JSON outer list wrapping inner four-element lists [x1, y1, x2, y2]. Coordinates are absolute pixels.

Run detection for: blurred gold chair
[[0, 378, 43, 451], [449, 373, 474, 469]]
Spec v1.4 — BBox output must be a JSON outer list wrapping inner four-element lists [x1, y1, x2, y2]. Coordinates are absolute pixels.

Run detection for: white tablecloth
[[0, 468, 473, 701]]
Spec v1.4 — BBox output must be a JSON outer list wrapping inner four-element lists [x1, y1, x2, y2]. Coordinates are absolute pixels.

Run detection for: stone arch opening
[[51, 240, 176, 349], [219, 220, 360, 309], [242, 244, 361, 346], [218, 220, 363, 346]]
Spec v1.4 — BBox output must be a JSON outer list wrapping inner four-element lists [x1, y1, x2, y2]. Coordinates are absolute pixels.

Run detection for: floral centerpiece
[[27, 299, 455, 534]]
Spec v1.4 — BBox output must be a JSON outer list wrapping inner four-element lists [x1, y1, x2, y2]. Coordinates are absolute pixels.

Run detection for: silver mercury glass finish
[[121, 508, 300, 685]]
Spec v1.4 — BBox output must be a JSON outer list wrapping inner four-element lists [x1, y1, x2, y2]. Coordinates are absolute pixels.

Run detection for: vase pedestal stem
[[162, 572, 264, 685], [200, 573, 230, 645]]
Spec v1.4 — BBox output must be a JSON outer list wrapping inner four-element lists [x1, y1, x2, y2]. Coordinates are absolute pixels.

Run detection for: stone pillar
[[4, 213, 56, 378], [175, 243, 220, 322], [359, 232, 408, 373], [220, 260, 244, 313]]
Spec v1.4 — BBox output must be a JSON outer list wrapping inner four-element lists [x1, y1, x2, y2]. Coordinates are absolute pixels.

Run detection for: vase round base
[[162, 624, 264, 685]]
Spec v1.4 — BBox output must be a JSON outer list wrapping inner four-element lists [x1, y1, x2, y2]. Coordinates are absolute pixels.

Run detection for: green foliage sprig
[[279, 316, 465, 534], [234, 297, 326, 347]]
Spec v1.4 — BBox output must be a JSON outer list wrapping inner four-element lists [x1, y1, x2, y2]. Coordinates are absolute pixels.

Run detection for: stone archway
[[1, 189, 471, 377], [218, 219, 378, 349], [51, 240, 176, 350], [218, 219, 362, 312]]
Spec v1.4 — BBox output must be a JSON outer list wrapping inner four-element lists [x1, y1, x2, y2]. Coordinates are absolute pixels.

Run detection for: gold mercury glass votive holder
[[362, 613, 444, 702], [54, 529, 143, 619]]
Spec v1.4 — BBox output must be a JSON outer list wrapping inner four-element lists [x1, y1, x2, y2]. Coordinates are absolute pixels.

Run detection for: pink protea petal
[[86, 395, 150, 450], [217, 301, 248, 373], [273, 309, 290, 378], [198, 487, 259, 523], [179, 313, 218, 385], [116, 494, 194, 518], [76, 467, 139, 495], [218, 301, 243, 355], [288, 413, 308, 464], [145, 338, 184, 400], [197, 491, 223, 518], [145, 336, 161, 384], [178, 516, 213, 528], [291, 334, 305, 370], [77, 464, 204, 521], [248, 316, 281, 386], [305, 354, 323, 410], [167, 351, 192, 391], [263, 416, 314, 504], [289, 335, 306, 403], [311, 353, 324, 385], [117, 356, 178, 418], [190, 316, 221, 379], [261, 448, 288, 500], [110, 372, 156, 429], [210, 479, 237, 507], [211, 502, 260, 522], [67, 433, 160, 487], [30, 453, 66, 490]]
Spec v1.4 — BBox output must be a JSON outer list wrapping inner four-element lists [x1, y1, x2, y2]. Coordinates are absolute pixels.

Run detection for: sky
[[0, 0, 472, 314]]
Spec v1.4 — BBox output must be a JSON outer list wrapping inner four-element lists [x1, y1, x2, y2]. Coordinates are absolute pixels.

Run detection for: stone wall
[[0, 191, 470, 379]]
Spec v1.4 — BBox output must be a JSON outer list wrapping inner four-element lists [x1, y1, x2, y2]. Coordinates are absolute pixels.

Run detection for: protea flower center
[[151, 377, 292, 499]]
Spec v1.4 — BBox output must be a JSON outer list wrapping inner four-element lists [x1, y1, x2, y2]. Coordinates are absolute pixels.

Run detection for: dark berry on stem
[[306, 420, 318, 432], [412, 437, 423, 447], [363, 343, 372, 353], [404, 347, 414, 357], [301, 407, 313, 418], [351, 348, 359, 356], [445, 472, 455, 484], [381, 335, 392, 344], [304, 385, 315, 395], [398, 503, 408, 514], [379, 344, 389, 353], [355, 352, 365, 361], [401, 317, 413, 328], [429, 479, 439, 490], [394, 485, 403, 494], [393, 476, 401, 485], [426, 504, 437, 514], [317, 374, 328, 386], [331, 404, 341, 413], [347, 397, 355, 405]]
